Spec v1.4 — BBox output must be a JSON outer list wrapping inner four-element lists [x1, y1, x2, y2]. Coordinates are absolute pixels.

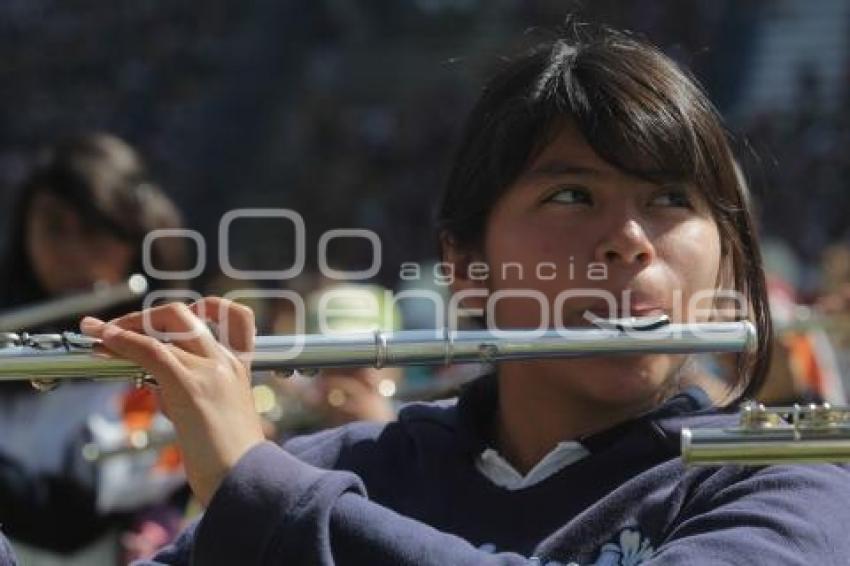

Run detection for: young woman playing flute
[[83, 22, 850, 566]]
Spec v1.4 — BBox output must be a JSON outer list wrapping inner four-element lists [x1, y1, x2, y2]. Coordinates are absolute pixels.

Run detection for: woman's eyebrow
[[524, 160, 603, 179]]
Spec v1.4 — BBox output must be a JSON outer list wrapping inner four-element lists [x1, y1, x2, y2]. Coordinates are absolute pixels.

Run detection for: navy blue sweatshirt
[[140, 375, 850, 565]]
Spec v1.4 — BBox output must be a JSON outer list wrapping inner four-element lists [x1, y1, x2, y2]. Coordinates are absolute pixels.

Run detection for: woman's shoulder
[[594, 396, 850, 510], [682, 460, 850, 503], [671, 461, 850, 560]]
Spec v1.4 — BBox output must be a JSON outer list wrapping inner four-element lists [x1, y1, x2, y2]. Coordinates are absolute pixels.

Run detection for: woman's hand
[[80, 297, 265, 507]]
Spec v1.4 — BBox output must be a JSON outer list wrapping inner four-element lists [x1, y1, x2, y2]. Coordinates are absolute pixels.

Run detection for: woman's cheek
[[660, 222, 722, 320]]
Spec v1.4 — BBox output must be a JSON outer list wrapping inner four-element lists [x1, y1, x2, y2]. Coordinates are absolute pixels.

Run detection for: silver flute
[[681, 402, 850, 465], [0, 274, 149, 332], [0, 316, 753, 385], [7, 314, 850, 466]]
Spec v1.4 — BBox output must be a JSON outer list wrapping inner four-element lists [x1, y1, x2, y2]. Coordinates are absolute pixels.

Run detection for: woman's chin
[[545, 355, 675, 407]]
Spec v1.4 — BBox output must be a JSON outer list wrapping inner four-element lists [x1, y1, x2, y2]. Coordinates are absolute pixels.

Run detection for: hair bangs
[[529, 38, 716, 192]]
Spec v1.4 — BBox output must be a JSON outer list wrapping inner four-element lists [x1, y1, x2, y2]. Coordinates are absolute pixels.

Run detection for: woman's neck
[[494, 363, 659, 475]]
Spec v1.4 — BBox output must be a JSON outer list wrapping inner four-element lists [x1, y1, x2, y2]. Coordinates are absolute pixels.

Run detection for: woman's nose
[[594, 216, 656, 267]]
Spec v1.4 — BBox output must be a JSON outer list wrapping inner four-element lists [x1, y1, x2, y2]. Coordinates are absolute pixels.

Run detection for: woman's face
[[26, 191, 135, 296], [454, 123, 724, 408]]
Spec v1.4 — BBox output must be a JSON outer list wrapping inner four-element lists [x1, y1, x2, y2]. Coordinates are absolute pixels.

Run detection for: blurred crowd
[[0, 0, 774, 286], [742, 72, 850, 293]]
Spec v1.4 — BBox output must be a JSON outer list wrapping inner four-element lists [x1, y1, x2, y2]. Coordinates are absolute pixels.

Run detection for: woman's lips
[[581, 305, 666, 317], [566, 303, 668, 327]]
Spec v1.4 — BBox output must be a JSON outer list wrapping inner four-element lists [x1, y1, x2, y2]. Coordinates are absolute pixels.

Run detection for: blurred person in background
[[0, 133, 191, 564], [265, 282, 403, 436], [304, 283, 402, 428], [395, 261, 486, 395], [816, 243, 850, 317], [0, 133, 187, 325], [757, 240, 849, 404], [695, 239, 850, 405]]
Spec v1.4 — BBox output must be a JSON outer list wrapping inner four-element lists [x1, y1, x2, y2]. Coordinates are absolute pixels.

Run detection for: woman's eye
[[651, 189, 693, 208], [545, 187, 592, 205]]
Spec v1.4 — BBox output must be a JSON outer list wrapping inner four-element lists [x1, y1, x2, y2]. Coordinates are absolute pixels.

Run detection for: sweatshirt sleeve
[[0, 532, 17, 566], [646, 464, 850, 565], [137, 442, 539, 566]]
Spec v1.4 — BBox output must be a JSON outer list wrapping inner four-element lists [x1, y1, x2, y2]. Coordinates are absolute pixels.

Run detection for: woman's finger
[[96, 323, 186, 386], [188, 297, 256, 359], [80, 316, 107, 337], [101, 302, 219, 357]]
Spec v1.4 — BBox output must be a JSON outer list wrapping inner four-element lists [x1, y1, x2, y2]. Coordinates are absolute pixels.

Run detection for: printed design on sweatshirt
[[480, 526, 655, 566], [588, 528, 655, 565]]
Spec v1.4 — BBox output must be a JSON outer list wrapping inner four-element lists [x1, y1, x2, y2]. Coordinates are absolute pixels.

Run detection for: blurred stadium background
[[0, 0, 848, 296]]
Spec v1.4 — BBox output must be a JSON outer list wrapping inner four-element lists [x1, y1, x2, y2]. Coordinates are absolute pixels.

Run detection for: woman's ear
[[440, 231, 488, 313]]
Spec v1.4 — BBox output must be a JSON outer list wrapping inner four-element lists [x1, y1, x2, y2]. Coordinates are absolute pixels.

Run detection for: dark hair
[[437, 24, 772, 404], [0, 132, 189, 321]]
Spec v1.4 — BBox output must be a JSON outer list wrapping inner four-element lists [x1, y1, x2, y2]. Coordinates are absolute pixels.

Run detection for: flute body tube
[[0, 318, 755, 383]]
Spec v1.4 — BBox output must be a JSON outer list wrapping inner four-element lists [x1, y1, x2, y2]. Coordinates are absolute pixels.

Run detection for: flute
[[19, 314, 841, 466], [681, 402, 850, 465], [0, 316, 754, 387], [0, 274, 149, 332]]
